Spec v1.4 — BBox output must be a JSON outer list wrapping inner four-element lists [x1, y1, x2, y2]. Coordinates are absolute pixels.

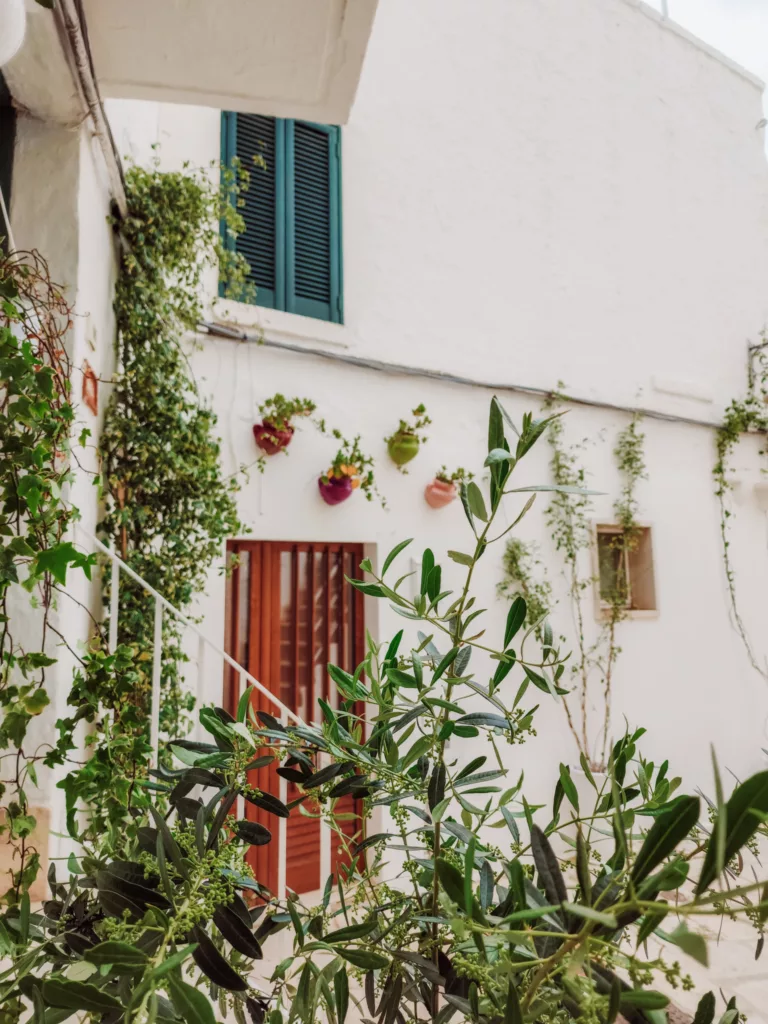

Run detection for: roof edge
[[626, 0, 765, 91]]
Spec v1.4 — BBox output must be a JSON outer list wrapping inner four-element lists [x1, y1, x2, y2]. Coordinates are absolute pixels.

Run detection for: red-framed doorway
[[223, 540, 366, 895]]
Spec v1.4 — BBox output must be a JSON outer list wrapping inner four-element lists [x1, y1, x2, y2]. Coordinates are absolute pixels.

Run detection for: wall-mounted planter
[[253, 420, 294, 456], [387, 432, 420, 468], [425, 478, 457, 509], [318, 475, 353, 506]]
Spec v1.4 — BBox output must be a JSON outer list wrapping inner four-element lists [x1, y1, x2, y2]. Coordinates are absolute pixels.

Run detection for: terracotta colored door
[[224, 541, 365, 895]]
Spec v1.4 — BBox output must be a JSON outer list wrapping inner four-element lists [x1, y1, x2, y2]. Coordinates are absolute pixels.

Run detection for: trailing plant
[[500, 397, 646, 770], [258, 394, 316, 432], [0, 251, 94, 903], [436, 466, 474, 485], [713, 338, 768, 681], [386, 403, 431, 472], [253, 394, 322, 471], [497, 538, 554, 644], [80, 160, 249, 837], [239, 398, 768, 1024]]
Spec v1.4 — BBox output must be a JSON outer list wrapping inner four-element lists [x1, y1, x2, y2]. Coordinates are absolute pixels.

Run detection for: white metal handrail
[[76, 525, 303, 746]]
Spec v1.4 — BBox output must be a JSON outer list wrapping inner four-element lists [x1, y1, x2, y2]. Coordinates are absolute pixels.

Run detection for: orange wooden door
[[224, 541, 365, 895]]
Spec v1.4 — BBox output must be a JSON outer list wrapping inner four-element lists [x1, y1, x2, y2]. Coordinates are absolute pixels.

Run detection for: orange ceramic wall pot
[[424, 478, 457, 509]]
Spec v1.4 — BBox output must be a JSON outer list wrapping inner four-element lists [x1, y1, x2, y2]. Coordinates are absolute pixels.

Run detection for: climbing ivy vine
[[65, 159, 252, 840], [0, 251, 93, 900], [499, 393, 646, 770], [713, 338, 768, 682]]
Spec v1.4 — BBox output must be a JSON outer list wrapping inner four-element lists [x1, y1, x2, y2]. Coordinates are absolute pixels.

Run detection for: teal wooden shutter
[[222, 111, 285, 309], [285, 121, 342, 323]]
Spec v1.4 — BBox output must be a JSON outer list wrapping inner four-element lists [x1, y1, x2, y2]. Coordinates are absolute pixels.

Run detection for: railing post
[[277, 709, 288, 900], [196, 634, 207, 741], [108, 553, 119, 654], [150, 599, 163, 767]]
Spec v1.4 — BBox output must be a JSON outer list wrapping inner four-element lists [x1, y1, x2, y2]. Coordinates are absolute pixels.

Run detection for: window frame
[[593, 522, 658, 619], [220, 112, 343, 324]]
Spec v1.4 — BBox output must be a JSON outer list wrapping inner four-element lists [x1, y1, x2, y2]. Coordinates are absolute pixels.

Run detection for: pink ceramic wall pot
[[425, 478, 457, 509]]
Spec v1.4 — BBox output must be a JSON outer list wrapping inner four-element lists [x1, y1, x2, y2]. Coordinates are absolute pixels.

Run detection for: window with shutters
[[221, 113, 342, 324]]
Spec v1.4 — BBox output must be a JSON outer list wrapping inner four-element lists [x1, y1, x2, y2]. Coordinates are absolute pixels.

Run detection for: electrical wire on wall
[[199, 319, 752, 435]]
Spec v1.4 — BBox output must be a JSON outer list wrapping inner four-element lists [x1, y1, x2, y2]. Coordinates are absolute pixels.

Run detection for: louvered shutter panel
[[286, 120, 342, 323], [222, 112, 285, 310]]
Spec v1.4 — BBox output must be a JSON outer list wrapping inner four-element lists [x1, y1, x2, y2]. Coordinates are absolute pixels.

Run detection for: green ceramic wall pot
[[387, 431, 420, 467]]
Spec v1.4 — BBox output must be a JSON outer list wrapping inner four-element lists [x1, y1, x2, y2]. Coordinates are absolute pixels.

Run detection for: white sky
[[658, 0, 768, 83]]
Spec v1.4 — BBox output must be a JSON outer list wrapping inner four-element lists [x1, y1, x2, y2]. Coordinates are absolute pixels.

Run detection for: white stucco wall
[[102, 0, 768, 805]]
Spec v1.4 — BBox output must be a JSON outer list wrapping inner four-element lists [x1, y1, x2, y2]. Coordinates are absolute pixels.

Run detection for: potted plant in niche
[[385, 403, 431, 471], [319, 431, 383, 507], [253, 393, 316, 457], [424, 465, 473, 508]]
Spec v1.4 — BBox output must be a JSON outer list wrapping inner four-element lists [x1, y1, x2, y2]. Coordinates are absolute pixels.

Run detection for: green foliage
[[436, 465, 474, 485], [222, 398, 764, 1023], [713, 339, 768, 681], [72, 160, 250, 838], [0, 251, 94, 904], [385, 403, 431, 473], [498, 538, 553, 645], [258, 393, 316, 432], [385, 403, 432, 445], [321, 430, 383, 505], [500, 392, 646, 770], [2, 707, 283, 1024]]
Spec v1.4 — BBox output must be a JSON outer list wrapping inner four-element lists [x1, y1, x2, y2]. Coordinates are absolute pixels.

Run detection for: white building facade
[[3, 0, 768, 922]]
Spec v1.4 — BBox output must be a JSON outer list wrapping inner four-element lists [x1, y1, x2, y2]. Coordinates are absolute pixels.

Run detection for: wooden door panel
[[224, 541, 365, 896]]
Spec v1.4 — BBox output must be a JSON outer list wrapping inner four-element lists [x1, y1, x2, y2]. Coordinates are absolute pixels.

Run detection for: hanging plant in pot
[[385, 403, 431, 472], [319, 432, 383, 507], [424, 465, 473, 509], [253, 393, 316, 460]]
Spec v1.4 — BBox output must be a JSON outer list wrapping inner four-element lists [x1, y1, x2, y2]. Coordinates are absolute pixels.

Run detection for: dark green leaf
[[479, 860, 494, 911], [84, 941, 149, 967], [436, 858, 466, 911], [149, 806, 189, 879], [619, 991, 669, 1010], [337, 948, 388, 970], [576, 829, 591, 905], [190, 925, 247, 991], [697, 771, 768, 893], [42, 979, 122, 1012], [345, 578, 386, 598], [466, 482, 488, 521], [504, 597, 526, 647], [213, 906, 263, 959], [243, 790, 290, 818], [334, 967, 349, 1024], [530, 825, 568, 906], [503, 979, 522, 1024], [382, 538, 413, 577], [325, 918, 378, 943], [167, 973, 216, 1024], [232, 820, 272, 846], [631, 795, 699, 886], [606, 977, 621, 1024], [692, 992, 716, 1024]]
